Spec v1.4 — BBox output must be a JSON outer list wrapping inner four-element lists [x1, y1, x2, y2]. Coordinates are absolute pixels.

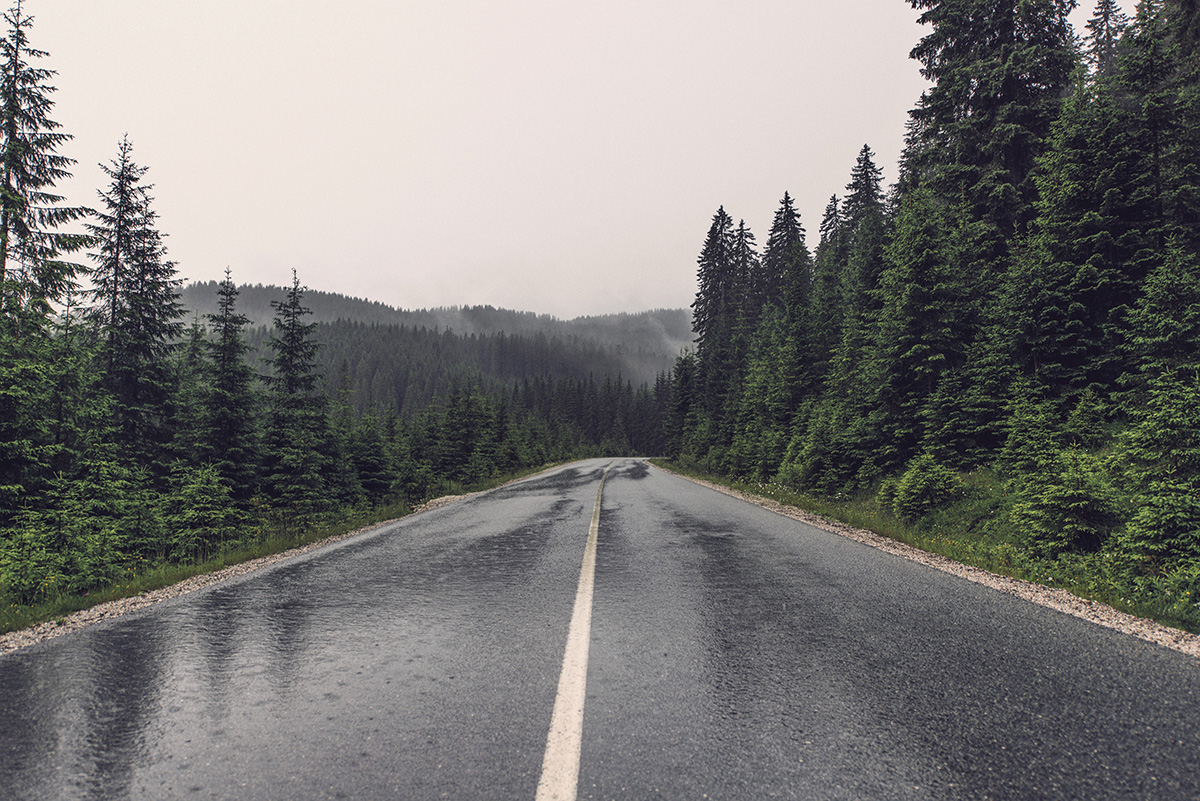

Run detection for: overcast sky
[[33, 1, 1123, 319]]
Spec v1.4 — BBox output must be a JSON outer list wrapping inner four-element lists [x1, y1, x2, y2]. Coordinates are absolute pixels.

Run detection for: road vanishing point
[[3, 458, 1200, 800]]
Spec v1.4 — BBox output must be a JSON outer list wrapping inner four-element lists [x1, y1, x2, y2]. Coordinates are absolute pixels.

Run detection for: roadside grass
[[0, 464, 555, 637], [653, 459, 1200, 635]]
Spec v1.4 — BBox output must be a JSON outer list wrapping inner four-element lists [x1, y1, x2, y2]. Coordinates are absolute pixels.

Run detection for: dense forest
[[668, 0, 1200, 615], [0, 3, 667, 610]]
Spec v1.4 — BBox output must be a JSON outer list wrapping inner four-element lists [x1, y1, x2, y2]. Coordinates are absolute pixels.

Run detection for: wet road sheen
[[3, 458, 1200, 800]]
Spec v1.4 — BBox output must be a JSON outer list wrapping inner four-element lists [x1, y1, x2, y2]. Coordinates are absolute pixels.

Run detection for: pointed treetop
[[1086, 0, 1130, 76], [843, 144, 884, 232], [818, 195, 841, 243]]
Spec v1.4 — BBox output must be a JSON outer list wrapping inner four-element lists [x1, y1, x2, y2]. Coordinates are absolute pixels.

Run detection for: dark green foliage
[[199, 273, 260, 500], [996, 380, 1061, 485], [690, 207, 735, 361], [904, 0, 1078, 241], [892, 453, 963, 522], [1011, 448, 1121, 557], [352, 411, 392, 503], [871, 187, 960, 469], [731, 307, 792, 480], [0, 1, 89, 321], [1086, 0, 1130, 77], [760, 192, 809, 318], [808, 195, 846, 373], [85, 137, 184, 472], [1118, 369, 1200, 563], [261, 272, 331, 525], [0, 325, 54, 517], [1123, 240, 1200, 390], [1064, 387, 1109, 449], [160, 464, 243, 562], [691, 207, 740, 416]]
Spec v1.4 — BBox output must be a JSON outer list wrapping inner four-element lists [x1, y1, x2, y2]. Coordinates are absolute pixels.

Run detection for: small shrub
[[876, 476, 899, 512], [893, 453, 963, 522], [1010, 448, 1122, 558]]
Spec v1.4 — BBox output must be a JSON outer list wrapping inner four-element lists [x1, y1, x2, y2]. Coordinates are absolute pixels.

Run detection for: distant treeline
[[181, 282, 692, 387]]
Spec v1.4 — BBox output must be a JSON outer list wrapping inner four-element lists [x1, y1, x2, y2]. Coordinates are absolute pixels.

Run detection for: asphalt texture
[[2, 458, 1200, 800]]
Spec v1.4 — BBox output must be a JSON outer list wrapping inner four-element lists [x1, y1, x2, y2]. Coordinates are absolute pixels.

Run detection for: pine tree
[[1118, 367, 1200, 563], [201, 270, 259, 502], [85, 137, 184, 471], [841, 145, 885, 238], [760, 192, 809, 316], [871, 187, 962, 469], [725, 219, 760, 394], [690, 207, 742, 419], [690, 206, 734, 362], [261, 271, 329, 529], [762, 193, 814, 410], [732, 306, 791, 480], [0, 0, 89, 325], [1086, 0, 1130, 78], [160, 464, 242, 562], [1122, 240, 1200, 394], [352, 407, 393, 502], [0, 2, 88, 523], [904, 0, 1078, 243], [809, 195, 846, 374]]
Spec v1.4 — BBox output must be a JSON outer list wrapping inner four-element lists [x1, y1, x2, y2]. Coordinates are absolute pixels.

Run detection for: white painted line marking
[[535, 466, 610, 801]]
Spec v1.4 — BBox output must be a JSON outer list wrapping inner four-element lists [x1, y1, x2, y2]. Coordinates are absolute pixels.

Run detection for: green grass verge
[[1, 464, 558, 638], [653, 459, 1200, 635]]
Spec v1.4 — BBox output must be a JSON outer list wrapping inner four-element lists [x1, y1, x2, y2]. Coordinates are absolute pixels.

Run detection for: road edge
[[653, 463, 1200, 659]]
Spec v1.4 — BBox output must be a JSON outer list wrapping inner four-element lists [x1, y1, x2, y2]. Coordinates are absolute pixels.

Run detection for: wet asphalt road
[[2, 458, 1200, 800]]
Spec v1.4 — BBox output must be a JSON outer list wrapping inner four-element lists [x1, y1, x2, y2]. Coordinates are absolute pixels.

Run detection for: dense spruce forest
[[667, 0, 1200, 624], [0, 2, 669, 614]]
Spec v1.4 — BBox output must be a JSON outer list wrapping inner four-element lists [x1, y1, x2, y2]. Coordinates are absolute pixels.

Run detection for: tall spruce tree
[[762, 192, 814, 405], [760, 192, 809, 314], [871, 187, 963, 469], [261, 271, 329, 527], [201, 270, 259, 502], [809, 195, 846, 375], [904, 0, 1078, 244], [86, 137, 184, 471], [1086, 0, 1130, 77], [0, 2, 88, 523], [690, 206, 736, 416], [0, 0, 88, 324]]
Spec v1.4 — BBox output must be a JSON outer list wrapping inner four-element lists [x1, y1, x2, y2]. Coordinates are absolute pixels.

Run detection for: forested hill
[[181, 282, 692, 385]]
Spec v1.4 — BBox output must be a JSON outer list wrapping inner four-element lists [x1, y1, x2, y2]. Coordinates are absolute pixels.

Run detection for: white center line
[[535, 466, 611, 801]]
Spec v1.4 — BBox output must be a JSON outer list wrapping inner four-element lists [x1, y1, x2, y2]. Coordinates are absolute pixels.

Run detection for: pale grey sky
[[33, 1, 1123, 318]]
